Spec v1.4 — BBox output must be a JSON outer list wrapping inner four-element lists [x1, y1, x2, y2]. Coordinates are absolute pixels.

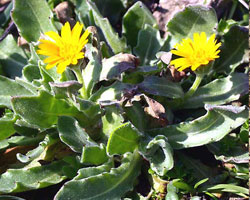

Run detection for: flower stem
[[72, 66, 87, 99], [184, 74, 204, 99]]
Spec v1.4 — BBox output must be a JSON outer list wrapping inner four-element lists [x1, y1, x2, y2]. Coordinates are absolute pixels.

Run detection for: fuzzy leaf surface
[[122, 1, 157, 48], [87, 1, 130, 54], [149, 105, 248, 149], [12, 91, 80, 129], [0, 35, 27, 78], [12, 0, 57, 42], [55, 152, 141, 200], [184, 73, 248, 108], [134, 25, 163, 65], [167, 6, 217, 45]]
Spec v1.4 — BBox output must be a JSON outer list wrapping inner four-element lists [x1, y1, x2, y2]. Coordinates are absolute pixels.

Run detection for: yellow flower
[[170, 32, 221, 72], [37, 22, 90, 74]]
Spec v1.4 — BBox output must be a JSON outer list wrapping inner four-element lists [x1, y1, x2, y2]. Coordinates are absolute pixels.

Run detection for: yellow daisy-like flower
[[170, 32, 221, 72], [37, 22, 90, 74]]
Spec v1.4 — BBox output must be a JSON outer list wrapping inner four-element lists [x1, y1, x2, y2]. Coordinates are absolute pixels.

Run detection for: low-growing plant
[[0, 0, 248, 199]]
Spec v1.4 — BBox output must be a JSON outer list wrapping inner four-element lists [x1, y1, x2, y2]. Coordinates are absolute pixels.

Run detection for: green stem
[[72, 66, 87, 99], [184, 74, 204, 99]]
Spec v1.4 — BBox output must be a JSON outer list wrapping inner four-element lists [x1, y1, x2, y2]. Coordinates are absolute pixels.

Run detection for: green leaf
[[0, 195, 25, 200], [16, 132, 58, 163], [81, 144, 109, 165], [100, 53, 137, 81], [194, 178, 209, 189], [139, 135, 174, 176], [0, 111, 16, 141], [134, 25, 163, 65], [0, 35, 27, 78], [90, 81, 134, 102], [102, 105, 124, 137], [214, 26, 248, 74], [138, 76, 184, 98], [50, 81, 82, 99], [0, 134, 45, 152], [12, 0, 57, 42], [149, 105, 248, 149], [207, 139, 248, 164], [122, 1, 157, 48], [54, 151, 141, 200], [167, 5, 217, 45], [74, 161, 113, 180], [11, 91, 80, 129], [0, 160, 69, 194], [0, 75, 35, 108], [0, 1, 12, 27], [183, 73, 248, 109], [172, 179, 194, 193], [107, 122, 140, 155], [58, 116, 95, 153], [91, 0, 125, 25], [82, 44, 102, 97], [75, 0, 90, 26], [87, 1, 130, 54], [204, 184, 249, 196], [165, 191, 179, 200]]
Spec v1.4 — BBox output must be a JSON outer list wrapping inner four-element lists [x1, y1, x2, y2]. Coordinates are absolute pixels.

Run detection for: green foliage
[[12, 0, 57, 42], [167, 5, 217, 45], [0, 35, 27, 78], [122, 1, 157, 48], [0, 1, 248, 199]]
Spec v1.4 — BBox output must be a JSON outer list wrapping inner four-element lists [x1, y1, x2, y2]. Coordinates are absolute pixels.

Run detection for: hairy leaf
[[12, 0, 57, 42], [0, 75, 34, 108], [12, 91, 80, 129], [214, 26, 248, 73], [184, 73, 248, 108], [167, 6, 217, 45], [138, 76, 184, 98], [149, 105, 248, 149], [139, 135, 174, 176], [107, 122, 140, 155], [55, 152, 141, 200], [0, 35, 27, 78], [134, 25, 163, 65], [122, 1, 157, 48], [87, 1, 130, 54]]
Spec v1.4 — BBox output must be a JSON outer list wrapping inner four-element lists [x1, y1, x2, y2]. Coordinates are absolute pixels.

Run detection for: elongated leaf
[[55, 151, 141, 200], [122, 1, 157, 48], [0, 35, 27, 78], [87, 1, 130, 54], [91, 0, 125, 25], [167, 6, 217, 45], [134, 25, 163, 65], [139, 135, 174, 176], [0, 75, 34, 108], [0, 111, 16, 141], [58, 116, 95, 153], [12, 91, 80, 129], [138, 76, 184, 98], [207, 141, 248, 164], [149, 105, 248, 149], [74, 161, 113, 180], [12, 0, 57, 42], [184, 73, 248, 108], [0, 195, 25, 200], [214, 26, 248, 73], [107, 122, 140, 155], [0, 134, 45, 152], [0, 160, 69, 194], [82, 45, 102, 97], [204, 184, 249, 196], [16, 133, 58, 163]]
